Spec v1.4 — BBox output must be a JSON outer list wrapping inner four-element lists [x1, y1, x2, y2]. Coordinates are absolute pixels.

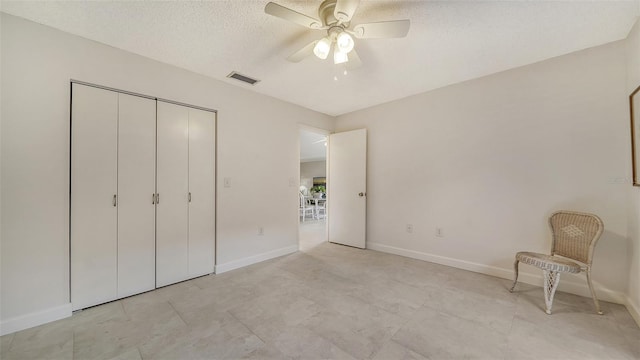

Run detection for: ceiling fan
[[265, 0, 410, 68]]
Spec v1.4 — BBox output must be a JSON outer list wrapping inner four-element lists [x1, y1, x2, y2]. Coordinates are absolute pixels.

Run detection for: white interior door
[[156, 101, 189, 287], [187, 108, 216, 277], [71, 84, 118, 310], [328, 128, 367, 248], [117, 93, 156, 297]]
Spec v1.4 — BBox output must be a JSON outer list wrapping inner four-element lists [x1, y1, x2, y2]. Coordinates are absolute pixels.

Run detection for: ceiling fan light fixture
[[264, 1, 411, 68], [336, 32, 354, 53], [333, 50, 349, 64], [313, 37, 332, 60]]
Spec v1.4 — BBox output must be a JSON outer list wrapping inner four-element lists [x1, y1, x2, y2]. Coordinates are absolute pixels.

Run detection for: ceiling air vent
[[227, 71, 260, 85]]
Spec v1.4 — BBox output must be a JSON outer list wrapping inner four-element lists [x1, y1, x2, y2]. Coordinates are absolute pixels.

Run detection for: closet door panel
[[156, 101, 189, 287], [188, 109, 216, 277], [71, 84, 118, 310], [117, 93, 156, 297]]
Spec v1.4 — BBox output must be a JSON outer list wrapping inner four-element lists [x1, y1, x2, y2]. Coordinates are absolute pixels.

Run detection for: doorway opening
[[298, 126, 329, 251]]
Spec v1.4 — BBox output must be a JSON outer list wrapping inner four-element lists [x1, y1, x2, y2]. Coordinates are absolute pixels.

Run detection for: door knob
[[358, 192, 365, 197]]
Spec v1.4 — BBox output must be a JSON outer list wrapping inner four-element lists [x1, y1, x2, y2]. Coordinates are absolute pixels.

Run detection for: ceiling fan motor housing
[[319, 0, 347, 27], [327, 25, 345, 39]]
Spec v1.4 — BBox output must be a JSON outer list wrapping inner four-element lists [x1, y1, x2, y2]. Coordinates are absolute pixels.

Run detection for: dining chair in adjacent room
[[315, 199, 326, 220], [299, 192, 314, 222]]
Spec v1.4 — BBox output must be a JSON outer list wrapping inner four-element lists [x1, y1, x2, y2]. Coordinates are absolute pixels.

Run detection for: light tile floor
[[2, 230, 638, 359], [299, 218, 327, 252]]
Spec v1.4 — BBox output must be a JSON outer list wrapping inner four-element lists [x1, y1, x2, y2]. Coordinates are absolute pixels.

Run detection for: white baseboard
[[625, 296, 640, 327], [368, 242, 627, 304], [215, 245, 298, 274], [0, 246, 299, 336], [2, 245, 633, 336], [0, 303, 72, 336]]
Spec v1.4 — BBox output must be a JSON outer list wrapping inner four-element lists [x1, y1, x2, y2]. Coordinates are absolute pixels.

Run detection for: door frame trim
[[297, 124, 331, 248], [71, 80, 218, 113]]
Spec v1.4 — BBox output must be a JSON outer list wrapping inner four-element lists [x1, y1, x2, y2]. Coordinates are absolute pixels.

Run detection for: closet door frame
[[70, 80, 218, 303]]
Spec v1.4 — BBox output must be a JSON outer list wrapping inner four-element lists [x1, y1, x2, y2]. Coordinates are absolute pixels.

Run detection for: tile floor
[[1, 224, 638, 359]]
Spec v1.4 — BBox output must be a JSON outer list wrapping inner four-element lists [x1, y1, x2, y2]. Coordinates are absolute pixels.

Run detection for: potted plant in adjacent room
[[310, 185, 326, 199]]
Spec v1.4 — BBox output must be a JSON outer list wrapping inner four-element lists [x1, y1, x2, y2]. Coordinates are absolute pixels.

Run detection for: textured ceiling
[[2, 1, 639, 116]]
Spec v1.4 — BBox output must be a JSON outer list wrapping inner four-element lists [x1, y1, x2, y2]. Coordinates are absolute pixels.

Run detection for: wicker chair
[[510, 210, 604, 315]]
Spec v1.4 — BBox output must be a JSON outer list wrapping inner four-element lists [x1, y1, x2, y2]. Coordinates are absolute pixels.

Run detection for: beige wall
[[2, 10, 638, 334], [626, 17, 640, 324], [336, 40, 631, 302], [0, 13, 333, 329], [300, 161, 326, 192]]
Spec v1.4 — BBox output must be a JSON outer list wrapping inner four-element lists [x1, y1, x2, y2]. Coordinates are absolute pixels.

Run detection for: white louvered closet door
[[156, 101, 190, 287], [117, 93, 156, 297], [188, 108, 216, 277], [71, 83, 118, 310]]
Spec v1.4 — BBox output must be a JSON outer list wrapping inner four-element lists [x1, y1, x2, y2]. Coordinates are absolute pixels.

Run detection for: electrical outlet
[[436, 227, 444, 237], [406, 224, 413, 233], [224, 177, 231, 188], [258, 227, 264, 236]]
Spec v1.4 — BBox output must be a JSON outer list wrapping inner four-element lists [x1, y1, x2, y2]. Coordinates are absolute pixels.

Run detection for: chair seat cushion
[[515, 252, 582, 273]]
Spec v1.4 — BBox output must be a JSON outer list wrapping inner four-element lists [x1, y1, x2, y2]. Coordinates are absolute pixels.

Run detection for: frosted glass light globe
[[313, 37, 331, 60], [336, 32, 354, 54], [334, 50, 348, 64]]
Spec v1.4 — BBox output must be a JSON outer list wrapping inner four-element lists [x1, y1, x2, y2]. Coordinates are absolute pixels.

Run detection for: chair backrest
[[549, 210, 604, 265]]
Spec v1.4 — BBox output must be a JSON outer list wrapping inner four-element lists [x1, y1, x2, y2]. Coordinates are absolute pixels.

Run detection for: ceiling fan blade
[[345, 49, 362, 70], [352, 19, 410, 39], [287, 41, 318, 63], [334, 0, 361, 22], [265, 2, 323, 29]]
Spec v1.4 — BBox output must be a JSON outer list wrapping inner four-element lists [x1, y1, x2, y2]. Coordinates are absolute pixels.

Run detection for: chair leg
[[586, 270, 603, 315], [543, 270, 561, 315], [509, 259, 519, 292]]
